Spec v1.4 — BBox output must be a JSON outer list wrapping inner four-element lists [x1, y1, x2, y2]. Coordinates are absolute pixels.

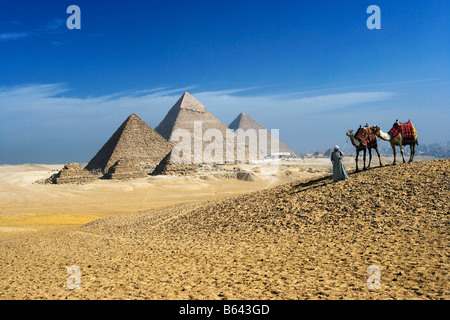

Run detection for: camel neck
[[348, 134, 361, 147], [377, 130, 391, 141]]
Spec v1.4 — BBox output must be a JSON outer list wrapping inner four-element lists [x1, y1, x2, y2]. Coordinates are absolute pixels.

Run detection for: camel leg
[[391, 144, 396, 165], [399, 144, 406, 163], [355, 150, 359, 172], [363, 148, 367, 170], [367, 148, 372, 169], [409, 144, 415, 163], [375, 147, 382, 167]]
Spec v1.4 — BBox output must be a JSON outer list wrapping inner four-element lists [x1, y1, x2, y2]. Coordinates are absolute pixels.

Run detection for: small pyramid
[[103, 159, 147, 180], [85, 114, 173, 174], [152, 151, 197, 175], [228, 112, 297, 157], [155, 92, 242, 164], [324, 149, 333, 157], [46, 163, 97, 184]]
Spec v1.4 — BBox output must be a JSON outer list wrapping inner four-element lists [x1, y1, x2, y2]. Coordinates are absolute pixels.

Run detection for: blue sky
[[0, 0, 449, 164]]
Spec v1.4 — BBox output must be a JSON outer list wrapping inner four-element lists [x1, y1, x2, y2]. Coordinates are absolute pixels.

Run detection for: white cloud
[[0, 83, 394, 122], [0, 32, 30, 41], [0, 19, 67, 42], [38, 19, 65, 33]]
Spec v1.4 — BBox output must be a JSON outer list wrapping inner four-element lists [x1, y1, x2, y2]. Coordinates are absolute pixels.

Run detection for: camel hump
[[397, 121, 417, 141], [355, 127, 376, 147], [355, 127, 365, 138]]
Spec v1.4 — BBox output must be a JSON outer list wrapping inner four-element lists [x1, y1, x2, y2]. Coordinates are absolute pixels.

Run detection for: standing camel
[[371, 120, 418, 165], [346, 125, 382, 172]]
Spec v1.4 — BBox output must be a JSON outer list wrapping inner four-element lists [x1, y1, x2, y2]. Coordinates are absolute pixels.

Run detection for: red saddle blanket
[[355, 126, 377, 147], [388, 121, 416, 140]]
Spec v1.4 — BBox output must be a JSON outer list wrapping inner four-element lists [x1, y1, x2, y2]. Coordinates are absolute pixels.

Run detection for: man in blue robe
[[330, 145, 349, 182]]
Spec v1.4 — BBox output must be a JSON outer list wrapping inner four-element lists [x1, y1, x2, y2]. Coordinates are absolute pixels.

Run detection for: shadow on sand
[[289, 163, 391, 195]]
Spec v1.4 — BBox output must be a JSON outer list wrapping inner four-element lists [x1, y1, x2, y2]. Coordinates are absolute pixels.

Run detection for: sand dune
[[0, 158, 447, 300]]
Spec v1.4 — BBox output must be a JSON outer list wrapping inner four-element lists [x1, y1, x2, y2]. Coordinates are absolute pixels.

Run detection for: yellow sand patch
[[0, 226, 28, 232], [0, 214, 100, 226]]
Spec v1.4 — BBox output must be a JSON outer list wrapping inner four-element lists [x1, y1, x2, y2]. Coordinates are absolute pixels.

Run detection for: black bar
[[0, 299, 445, 319]]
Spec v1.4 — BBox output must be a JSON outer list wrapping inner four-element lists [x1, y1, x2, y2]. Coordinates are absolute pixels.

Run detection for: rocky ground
[[0, 159, 448, 300]]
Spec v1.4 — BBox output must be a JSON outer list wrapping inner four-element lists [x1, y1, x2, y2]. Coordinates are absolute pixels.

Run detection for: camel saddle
[[355, 126, 377, 148], [388, 121, 417, 143]]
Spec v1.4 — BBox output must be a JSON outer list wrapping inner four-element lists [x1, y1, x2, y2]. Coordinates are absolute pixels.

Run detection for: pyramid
[[152, 151, 197, 175], [46, 163, 98, 184], [85, 113, 173, 174], [155, 92, 242, 164], [228, 112, 297, 158], [103, 159, 147, 180]]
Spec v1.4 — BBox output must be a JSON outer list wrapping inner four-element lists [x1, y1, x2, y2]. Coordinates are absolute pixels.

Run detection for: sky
[[0, 0, 449, 164]]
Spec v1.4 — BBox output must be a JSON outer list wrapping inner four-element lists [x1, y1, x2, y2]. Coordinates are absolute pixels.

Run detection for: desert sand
[[0, 156, 448, 300], [0, 160, 328, 235]]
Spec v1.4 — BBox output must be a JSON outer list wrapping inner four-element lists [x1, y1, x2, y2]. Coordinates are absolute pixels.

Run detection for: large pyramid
[[228, 112, 297, 158], [155, 92, 242, 164], [85, 113, 173, 174]]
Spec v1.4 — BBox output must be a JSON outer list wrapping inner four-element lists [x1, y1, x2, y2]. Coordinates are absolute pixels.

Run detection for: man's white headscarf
[[334, 145, 340, 150]]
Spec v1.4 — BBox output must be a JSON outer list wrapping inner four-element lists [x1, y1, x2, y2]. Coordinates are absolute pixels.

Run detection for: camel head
[[346, 130, 354, 136]]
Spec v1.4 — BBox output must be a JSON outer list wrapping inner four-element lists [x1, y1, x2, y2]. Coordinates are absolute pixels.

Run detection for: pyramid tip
[[127, 113, 144, 122], [178, 92, 192, 100], [173, 91, 206, 112]]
